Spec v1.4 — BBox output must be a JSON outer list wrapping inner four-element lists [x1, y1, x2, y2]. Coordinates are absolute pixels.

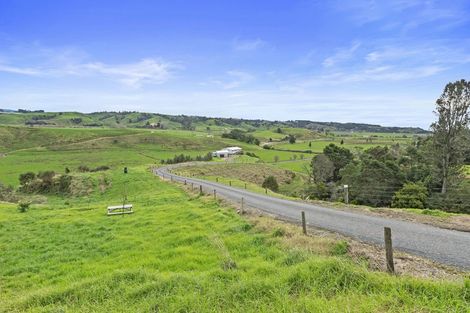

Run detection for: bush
[[19, 172, 36, 185], [91, 165, 110, 172], [246, 152, 259, 158], [392, 182, 428, 209], [427, 184, 470, 213], [305, 183, 332, 200], [17, 201, 30, 213], [0, 183, 17, 202], [262, 176, 279, 192], [78, 165, 90, 172]]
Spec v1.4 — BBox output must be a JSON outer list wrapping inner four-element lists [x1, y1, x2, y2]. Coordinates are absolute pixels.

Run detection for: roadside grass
[[0, 166, 468, 312]]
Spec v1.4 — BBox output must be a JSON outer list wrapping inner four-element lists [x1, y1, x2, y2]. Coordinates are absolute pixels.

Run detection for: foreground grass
[[0, 167, 468, 312]]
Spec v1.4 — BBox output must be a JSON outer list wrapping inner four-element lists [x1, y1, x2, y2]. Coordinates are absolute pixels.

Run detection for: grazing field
[[1, 166, 468, 312], [0, 125, 468, 312]]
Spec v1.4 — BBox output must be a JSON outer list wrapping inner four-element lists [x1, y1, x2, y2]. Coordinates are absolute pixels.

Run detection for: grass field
[[1, 166, 468, 312], [273, 137, 410, 154], [0, 125, 468, 312]]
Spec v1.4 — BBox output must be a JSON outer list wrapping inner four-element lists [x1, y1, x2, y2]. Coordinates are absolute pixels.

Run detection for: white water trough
[[107, 204, 133, 216]]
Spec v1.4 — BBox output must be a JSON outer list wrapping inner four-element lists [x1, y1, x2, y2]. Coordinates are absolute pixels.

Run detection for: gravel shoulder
[[156, 164, 470, 270]]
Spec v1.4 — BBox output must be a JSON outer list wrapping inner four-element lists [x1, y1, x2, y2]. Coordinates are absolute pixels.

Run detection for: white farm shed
[[212, 146, 243, 158]]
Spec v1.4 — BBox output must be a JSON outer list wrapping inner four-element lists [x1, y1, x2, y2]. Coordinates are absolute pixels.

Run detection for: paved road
[[155, 166, 470, 269]]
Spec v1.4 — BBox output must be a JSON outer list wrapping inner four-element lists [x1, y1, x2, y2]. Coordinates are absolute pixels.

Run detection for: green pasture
[[1, 166, 468, 312]]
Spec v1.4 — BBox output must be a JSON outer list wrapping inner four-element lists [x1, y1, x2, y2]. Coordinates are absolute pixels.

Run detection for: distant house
[[212, 146, 243, 158]]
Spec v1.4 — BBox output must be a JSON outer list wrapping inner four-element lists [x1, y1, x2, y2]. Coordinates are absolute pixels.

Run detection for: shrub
[[0, 183, 17, 202], [246, 152, 259, 158], [305, 183, 331, 200], [392, 182, 428, 209], [262, 176, 279, 192], [19, 172, 36, 185], [17, 201, 30, 213], [91, 165, 110, 172], [78, 165, 90, 172]]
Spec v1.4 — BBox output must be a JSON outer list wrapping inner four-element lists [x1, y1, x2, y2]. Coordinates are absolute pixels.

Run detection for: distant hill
[[0, 110, 429, 134]]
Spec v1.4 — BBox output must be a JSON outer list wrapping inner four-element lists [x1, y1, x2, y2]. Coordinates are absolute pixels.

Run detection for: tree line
[[308, 80, 470, 213]]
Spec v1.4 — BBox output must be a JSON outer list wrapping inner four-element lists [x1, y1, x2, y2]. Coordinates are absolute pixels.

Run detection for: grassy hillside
[[0, 126, 304, 186], [0, 111, 428, 134], [1, 166, 468, 312]]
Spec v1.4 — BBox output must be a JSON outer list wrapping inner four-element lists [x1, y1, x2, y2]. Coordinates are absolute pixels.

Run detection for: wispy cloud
[[322, 42, 361, 67], [0, 64, 42, 76], [232, 38, 266, 51], [81, 59, 176, 87], [332, 0, 469, 31], [0, 46, 178, 87]]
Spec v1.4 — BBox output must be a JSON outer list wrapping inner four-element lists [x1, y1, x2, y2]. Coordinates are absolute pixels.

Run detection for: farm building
[[212, 146, 243, 158]]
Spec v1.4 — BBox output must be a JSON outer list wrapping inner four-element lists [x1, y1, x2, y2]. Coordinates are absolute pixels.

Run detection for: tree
[[430, 79, 470, 194], [323, 144, 353, 181], [276, 127, 283, 134], [341, 159, 404, 207], [311, 154, 335, 183], [262, 176, 279, 192], [288, 135, 296, 144], [340, 139, 344, 145]]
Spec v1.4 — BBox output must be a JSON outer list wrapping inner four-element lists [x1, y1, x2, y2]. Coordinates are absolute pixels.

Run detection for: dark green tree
[[430, 79, 470, 194], [323, 144, 353, 181]]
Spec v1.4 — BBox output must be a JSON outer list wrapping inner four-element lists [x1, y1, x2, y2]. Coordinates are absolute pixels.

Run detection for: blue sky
[[0, 0, 469, 128]]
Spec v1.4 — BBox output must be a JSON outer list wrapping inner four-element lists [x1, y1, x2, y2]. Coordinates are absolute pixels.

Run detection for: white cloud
[[0, 45, 178, 88], [82, 59, 175, 87], [322, 42, 361, 67], [0, 64, 41, 76], [232, 38, 266, 51]]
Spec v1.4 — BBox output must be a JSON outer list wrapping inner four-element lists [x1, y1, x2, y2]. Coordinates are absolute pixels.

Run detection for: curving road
[[155, 165, 470, 270]]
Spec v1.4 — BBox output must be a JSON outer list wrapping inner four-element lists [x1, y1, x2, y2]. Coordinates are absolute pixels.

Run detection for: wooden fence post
[[216, 177, 218, 182], [199, 185, 203, 194], [343, 185, 349, 204], [229, 181, 232, 186], [244, 183, 247, 189], [213, 189, 216, 199], [191, 182, 193, 190], [265, 188, 267, 194], [241, 197, 244, 213], [184, 180, 187, 185], [301, 211, 307, 235], [384, 227, 395, 273]]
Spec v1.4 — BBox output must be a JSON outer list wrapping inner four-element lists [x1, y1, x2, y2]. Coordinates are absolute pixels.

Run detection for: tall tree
[[431, 79, 470, 193], [323, 144, 353, 181]]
